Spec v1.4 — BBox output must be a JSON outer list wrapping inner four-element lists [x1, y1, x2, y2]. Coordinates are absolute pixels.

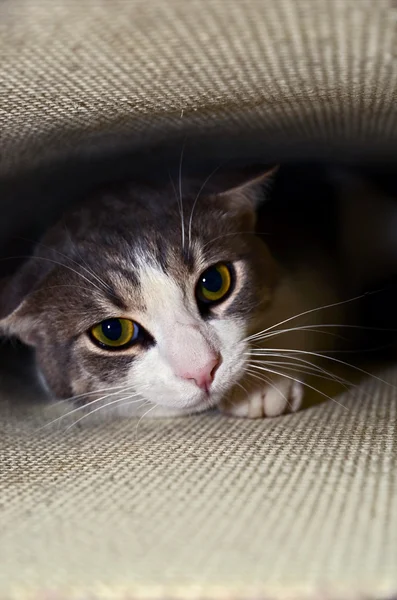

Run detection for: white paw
[[220, 378, 304, 419]]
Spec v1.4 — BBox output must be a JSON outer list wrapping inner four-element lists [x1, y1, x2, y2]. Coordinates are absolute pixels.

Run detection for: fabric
[[0, 360, 396, 600], [1, 0, 397, 598], [1, 0, 397, 177]]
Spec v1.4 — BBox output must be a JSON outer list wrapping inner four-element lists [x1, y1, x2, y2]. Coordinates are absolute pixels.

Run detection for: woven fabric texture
[[1, 0, 397, 598], [0, 366, 396, 600], [1, 0, 397, 176]]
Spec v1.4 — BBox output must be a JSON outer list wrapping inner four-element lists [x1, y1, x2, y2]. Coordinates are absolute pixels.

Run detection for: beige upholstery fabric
[[1, 0, 397, 598], [0, 366, 397, 600], [1, 0, 397, 176]]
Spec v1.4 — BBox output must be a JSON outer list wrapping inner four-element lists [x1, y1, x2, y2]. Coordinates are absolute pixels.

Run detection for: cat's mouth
[[188, 385, 230, 413], [173, 388, 221, 414], [189, 400, 214, 413]]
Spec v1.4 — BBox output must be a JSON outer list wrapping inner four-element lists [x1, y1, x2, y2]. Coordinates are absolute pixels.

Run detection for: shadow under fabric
[[0, 1, 396, 599]]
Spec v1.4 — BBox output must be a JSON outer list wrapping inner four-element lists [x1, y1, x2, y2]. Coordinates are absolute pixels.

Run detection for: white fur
[[220, 378, 303, 418], [73, 260, 340, 421], [125, 266, 248, 413]]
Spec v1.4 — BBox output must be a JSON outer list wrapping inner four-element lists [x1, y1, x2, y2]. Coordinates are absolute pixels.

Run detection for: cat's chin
[[140, 390, 220, 417], [137, 401, 213, 418]]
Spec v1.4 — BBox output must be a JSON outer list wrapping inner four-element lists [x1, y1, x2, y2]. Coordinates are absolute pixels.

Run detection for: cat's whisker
[[51, 384, 130, 406], [247, 351, 353, 387], [236, 379, 252, 396], [247, 351, 356, 391], [188, 163, 223, 253], [244, 367, 291, 410], [135, 402, 157, 442], [22, 232, 114, 296], [61, 224, 114, 294], [168, 169, 184, 254], [39, 386, 138, 429], [178, 143, 186, 253], [251, 326, 348, 343], [202, 230, 268, 251], [250, 358, 343, 380], [247, 347, 397, 390], [227, 379, 252, 411], [244, 292, 372, 343], [247, 363, 349, 411], [64, 393, 145, 432], [2, 254, 105, 295], [247, 361, 350, 389], [247, 353, 392, 402], [28, 284, 95, 296], [251, 322, 397, 344], [283, 323, 397, 333]]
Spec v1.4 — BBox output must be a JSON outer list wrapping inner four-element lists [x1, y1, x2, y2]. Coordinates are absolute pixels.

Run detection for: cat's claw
[[220, 378, 304, 419]]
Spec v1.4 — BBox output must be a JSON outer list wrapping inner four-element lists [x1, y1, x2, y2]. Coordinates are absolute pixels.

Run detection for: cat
[[0, 167, 347, 420]]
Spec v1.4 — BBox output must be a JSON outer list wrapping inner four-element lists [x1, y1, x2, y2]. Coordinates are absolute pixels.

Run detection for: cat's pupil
[[202, 268, 222, 292], [101, 319, 122, 341]]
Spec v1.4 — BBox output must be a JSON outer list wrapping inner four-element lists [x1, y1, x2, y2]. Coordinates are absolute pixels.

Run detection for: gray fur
[[0, 174, 280, 407]]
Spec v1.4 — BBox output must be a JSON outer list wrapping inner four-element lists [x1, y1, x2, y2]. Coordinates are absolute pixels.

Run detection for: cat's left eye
[[196, 263, 233, 305], [89, 318, 139, 350]]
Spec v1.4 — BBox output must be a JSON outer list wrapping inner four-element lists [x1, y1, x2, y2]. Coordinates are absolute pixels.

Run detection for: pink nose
[[180, 356, 221, 392]]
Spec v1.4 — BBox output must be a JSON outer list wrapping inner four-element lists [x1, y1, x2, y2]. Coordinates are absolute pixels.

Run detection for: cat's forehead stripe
[[138, 264, 187, 305], [104, 284, 129, 311]]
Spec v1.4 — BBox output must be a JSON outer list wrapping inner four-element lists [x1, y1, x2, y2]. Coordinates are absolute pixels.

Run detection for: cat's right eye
[[89, 318, 139, 350], [196, 263, 234, 307]]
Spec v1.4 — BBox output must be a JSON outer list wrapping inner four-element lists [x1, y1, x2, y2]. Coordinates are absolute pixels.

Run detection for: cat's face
[[1, 173, 279, 415]]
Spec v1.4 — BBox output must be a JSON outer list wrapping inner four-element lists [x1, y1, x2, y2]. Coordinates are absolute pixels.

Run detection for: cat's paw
[[219, 378, 304, 418]]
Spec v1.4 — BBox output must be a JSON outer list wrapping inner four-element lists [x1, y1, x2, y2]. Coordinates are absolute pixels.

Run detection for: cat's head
[[0, 168, 280, 415]]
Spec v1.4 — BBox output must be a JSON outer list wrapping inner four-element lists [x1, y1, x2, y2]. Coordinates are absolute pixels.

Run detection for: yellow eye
[[89, 318, 138, 349], [197, 263, 233, 304]]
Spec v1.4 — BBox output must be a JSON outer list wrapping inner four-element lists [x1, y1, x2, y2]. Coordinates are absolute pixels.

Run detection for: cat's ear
[[216, 165, 278, 225], [0, 256, 53, 345], [218, 165, 279, 201]]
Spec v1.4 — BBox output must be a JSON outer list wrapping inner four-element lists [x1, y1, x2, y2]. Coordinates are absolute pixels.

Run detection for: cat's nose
[[183, 356, 221, 392]]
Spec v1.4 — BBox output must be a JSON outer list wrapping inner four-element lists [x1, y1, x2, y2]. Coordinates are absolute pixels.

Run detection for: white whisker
[[202, 230, 268, 251], [135, 403, 157, 441], [247, 347, 397, 390], [244, 367, 291, 410], [52, 384, 129, 406], [235, 380, 250, 395], [61, 224, 114, 294], [247, 363, 349, 411], [245, 293, 371, 343], [188, 163, 223, 252], [5, 255, 105, 294], [248, 361, 350, 389], [33, 232, 114, 295], [246, 351, 388, 402], [29, 284, 95, 296], [178, 143, 186, 252], [251, 326, 347, 343], [251, 322, 397, 345], [228, 379, 251, 411], [40, 386, 137, 429], [64, 392, 145, 431], [13, 233, 112, 295], [247, 351, 352, 386], [169, 167, 184, 254]]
